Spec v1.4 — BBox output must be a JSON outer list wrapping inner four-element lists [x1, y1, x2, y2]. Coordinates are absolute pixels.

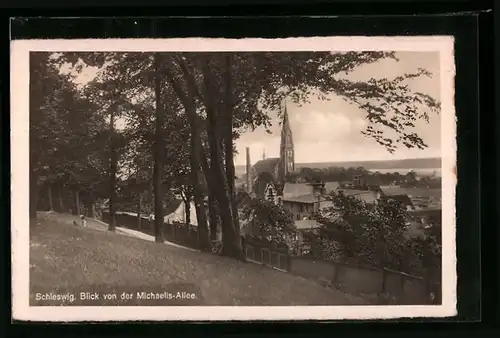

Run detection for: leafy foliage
[[310, 192, 412, 269], [240, 197, 296, 246], [301, 191, 441, 279], [30, 53, 110, 206]]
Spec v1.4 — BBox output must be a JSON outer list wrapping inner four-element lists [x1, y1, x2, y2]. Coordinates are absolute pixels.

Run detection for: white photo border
[[11, 36, 457, 321]]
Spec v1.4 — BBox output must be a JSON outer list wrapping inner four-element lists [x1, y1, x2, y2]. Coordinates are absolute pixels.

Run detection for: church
[[244, 103, 295, 200]]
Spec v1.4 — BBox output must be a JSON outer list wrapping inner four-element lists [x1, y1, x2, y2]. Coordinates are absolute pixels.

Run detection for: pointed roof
[[282, 102, 291, 132], [280, 101, 294, 148], [283, 101, 289, 122]]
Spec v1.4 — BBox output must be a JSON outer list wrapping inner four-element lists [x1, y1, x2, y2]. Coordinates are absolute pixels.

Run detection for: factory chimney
[[246, 147, 252, 194]]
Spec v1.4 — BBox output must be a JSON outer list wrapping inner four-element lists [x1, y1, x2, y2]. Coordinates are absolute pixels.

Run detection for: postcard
[[11, 36, 456, 321]]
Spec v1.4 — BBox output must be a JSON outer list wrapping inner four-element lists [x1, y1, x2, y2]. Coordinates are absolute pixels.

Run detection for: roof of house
[[283, 194, 324, 204], [283, 183, 314, 199], [379, 186, 441, 199], [294, 219, 322, 230], [339, 189, 379, 204], [252, 158, 280, 177]]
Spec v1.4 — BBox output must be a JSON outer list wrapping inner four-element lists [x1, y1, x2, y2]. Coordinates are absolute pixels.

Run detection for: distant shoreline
[[236, 157, 442, 171]]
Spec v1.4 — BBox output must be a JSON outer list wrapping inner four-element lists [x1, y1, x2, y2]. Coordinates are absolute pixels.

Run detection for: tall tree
[[200, 57, 242, 258], [223, 54, 241, 243], [29, 52, 109, 220], [162, 57, 212, 250], [107, 104, 118, 231], [152, 53, 165, 243]]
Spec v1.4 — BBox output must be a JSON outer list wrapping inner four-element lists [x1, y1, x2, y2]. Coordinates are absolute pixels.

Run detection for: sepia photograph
[[11, 37, 456, 321]]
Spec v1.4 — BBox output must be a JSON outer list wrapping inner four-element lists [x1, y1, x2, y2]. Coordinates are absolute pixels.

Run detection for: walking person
[[80, 214, 87, 228]]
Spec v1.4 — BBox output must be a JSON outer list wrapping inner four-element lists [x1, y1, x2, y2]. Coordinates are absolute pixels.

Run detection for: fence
[[288, 256, 441, 305], [243, 238, 291, 272], [102, 211, 200, 250], [101, 211, 439, 304]]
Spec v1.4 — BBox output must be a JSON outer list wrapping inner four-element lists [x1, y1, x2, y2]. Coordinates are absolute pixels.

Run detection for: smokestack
[[246, 147, 252, 194]]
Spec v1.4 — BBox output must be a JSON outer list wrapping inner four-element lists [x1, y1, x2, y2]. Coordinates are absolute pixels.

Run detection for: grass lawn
[[30, 212, 370, 306]]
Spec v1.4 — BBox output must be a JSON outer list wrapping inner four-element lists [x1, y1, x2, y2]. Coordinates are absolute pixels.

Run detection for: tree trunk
[[188, 118, 211, 251], [162, 59, 210, 249], [179, 63, 211, 251], [198, 145, 219, 242], [85, 197, 94, 218], [184, 198, 191, 225], [89, 202, 96, 218], [223, 54, 241, 238], [153, 52, 165, 243], [137, 195, 142, 230], [29, 170, 39, 220], [201, 58, 243, 260], [207, 192, 218, 241], [47, 184, 54, 211], [58, 188, 65, 212], [108, 106, 117, 232], [75, 190, 80, 215]]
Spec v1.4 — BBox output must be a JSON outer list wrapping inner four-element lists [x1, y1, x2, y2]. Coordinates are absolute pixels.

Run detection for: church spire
[[262, 148, 266, 160], [278, 99, 295, 184], [283, 100, 289, 125]]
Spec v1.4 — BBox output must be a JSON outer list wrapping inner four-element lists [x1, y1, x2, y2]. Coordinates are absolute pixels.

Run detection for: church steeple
[[278, 101, 295, 183]]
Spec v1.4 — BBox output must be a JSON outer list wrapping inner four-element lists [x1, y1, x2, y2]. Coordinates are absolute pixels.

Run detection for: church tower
[[278, 102, 295, 183]]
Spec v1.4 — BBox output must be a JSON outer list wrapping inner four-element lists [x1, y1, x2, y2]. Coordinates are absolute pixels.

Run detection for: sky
[[234, 52, 441, 166], [63, 51, 441, 167]]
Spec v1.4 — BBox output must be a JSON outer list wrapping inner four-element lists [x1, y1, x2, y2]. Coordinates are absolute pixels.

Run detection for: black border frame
[[3, 2, 494, 335]]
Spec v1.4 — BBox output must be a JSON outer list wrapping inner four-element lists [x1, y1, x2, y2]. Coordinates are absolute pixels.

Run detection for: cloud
[[293, 111, 353, 143]]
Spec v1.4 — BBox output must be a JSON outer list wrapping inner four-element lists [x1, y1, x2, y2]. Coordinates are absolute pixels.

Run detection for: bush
[[240, 197, 297, 247]]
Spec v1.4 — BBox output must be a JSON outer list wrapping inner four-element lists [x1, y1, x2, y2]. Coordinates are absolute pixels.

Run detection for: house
[[295, 219, 322, 231], [379, 185, 441, 210], [281, 182, 383, 221], [282, 182, 315, 199], [280, 182, 322, 220], [164, 200, 199, 225], [282, 194, 325, 220], [290, 219, 323, 251]]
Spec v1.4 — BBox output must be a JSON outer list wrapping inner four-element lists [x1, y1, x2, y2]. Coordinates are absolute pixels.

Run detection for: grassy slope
[[30, 212, 370, 306]]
